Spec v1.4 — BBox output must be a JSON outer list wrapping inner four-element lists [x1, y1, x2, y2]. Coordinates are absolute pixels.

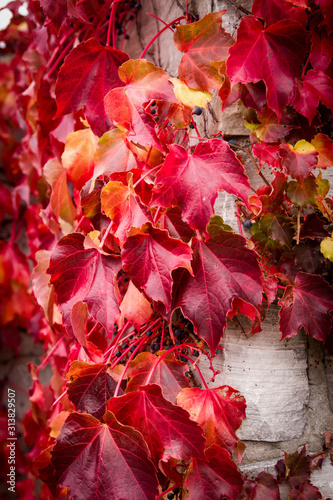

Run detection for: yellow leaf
[[294, 139, 316, 154], [320, 236, 333, 262], [170, 77, 212, 108]]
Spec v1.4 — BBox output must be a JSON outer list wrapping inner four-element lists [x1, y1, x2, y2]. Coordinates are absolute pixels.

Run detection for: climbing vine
[[0, 0, 333, 498]]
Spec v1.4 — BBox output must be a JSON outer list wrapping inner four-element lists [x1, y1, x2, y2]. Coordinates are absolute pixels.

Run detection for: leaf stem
[[133, 164, 160, 189], [229, 143, 271, 187], [99, 220, 114, 248], [37, 334, 66, 373], [45, 38, 75, 79], [74, 215, 85, 233], [140, 16, 186, 59], [113, 335, 147, 397], [296, 207, 301, 245]]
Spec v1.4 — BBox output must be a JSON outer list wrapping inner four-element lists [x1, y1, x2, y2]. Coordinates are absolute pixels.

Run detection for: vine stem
[[37, 334, 66, 373], [296, 207, 301, 245], [106, 0, 122, 47], [98, 220, 113, 248], [133, 163, 160, 189], [146, 12, 175, 32], [51, 388, 67, 408], [229, 143, 271, 187], [113, 339, 147, 397], [74, 215, 85, 233], [45, 38, 75, 79], [235, 203, 244, 236], [140, 16, 186, 59], [180, 353, 209, 389]]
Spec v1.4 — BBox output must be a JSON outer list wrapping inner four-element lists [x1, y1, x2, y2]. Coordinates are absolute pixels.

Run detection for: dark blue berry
[[228, 139, 237, 146], [167, 493, 175, 500], [151, 108, 156, 115], [171, 23, 176, 29], [193, 107, 202, 115], [165, 346, 171, 350], [115, 350, 121, 357], [180, 356, 187, 362], [125, 34, 130, 39], [122, 342, 128, 350], [152, 344, 159, 351], [243, 220, 252, 228], [175, 329, 182, 338], [130, 345, 136, 352], [193, 350, 199, 357], [172, 488, 180, 494], [189, 122, 195, 129], [135, 2, 142, 9], [184, 371, 189, 377], [146, 329, 153, 337]]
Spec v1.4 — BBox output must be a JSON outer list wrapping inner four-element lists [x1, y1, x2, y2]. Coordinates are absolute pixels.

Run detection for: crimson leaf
[[51, 411, 158, 500], [242, 472, 280, 499], [177, 385, 246, 459], [108, 384, 206, 464], [227, 17, 306, 118], [172, 218, 262, 354], [54, 38, 129, 136], [126, 352, 189, 404], [279, 272, 333, 341], [152, 139, 251, 232], [185, 444, 244, 500], [122, 223, 192, 310], [66, 362, 124, 420], [174, 11, 234, 92], [47, 233, 122, 335]]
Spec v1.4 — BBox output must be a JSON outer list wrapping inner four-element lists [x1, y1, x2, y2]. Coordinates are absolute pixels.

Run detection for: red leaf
[[152, 139, 251, 232], [227, 17, 306, 118], [122, 224, 192, 310], [108, 384, 206, 464], [285, 447, 310, 488], [310, 28, 333, 72], [126, 352, 189, 404], [242, 472, 280, 499], [40, 0, 67, 33], [93, 128, 139, 182], [172, 219, 262, 354], [288, 482, 323, 499], [176, 386, 246, 458], [185, 444, 244, 500], [104, 59, 177, 150], [279, 272, 333, 341], [160, 207, 194, 243], [101, 176, 152, 242], [66, 362, 125, 420], [54, 39, 129, 136], [119, 280, 153, 331], [174, 11, 234, 92], [279, 141, 318, 182], [51, 411, 158, 500], [47, 233, 122, 335], [291, 70, 333, 124], [252, 0, 307, 27], [253, 143, 281, 169]]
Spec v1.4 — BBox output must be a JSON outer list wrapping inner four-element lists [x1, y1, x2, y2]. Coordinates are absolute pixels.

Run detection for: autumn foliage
[[1, 0, 333, 498]]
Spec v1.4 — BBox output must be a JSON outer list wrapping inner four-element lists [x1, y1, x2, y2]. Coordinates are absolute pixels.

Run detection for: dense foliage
[[1, 0, 333, 498]]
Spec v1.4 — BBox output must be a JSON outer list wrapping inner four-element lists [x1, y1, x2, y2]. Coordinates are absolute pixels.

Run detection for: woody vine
[[1, 0, 333, 498]]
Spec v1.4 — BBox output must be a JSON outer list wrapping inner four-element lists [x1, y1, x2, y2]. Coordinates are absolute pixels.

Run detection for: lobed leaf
[[54, 38, 129, 136], [185, 444, 244, 500], [108, 384, 206, 464], [152, 139, 251, 232], [174, 11, 234, 92], [227, 17, 306, 118], [126, 352, 189, 404], [51, 411, 158, 500], [177, 385, 246, 459], [172, 220, 263, 354], [47, 233, 122, 335], [66, 362, 124, 420], [279, 272, 333, 341], [122, 224, 192, 310]]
